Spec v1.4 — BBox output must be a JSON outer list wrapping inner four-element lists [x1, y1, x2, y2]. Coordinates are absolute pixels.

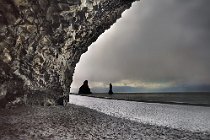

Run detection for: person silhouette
[[78, 80, 92, 94], [108, 83, 113, 95]]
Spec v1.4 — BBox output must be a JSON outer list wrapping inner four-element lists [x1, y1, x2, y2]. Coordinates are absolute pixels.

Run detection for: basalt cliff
[[0, 0, 137, 107]]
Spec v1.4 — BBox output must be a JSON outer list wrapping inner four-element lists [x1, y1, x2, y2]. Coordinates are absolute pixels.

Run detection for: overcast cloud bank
[[71, 0, 210, 93]]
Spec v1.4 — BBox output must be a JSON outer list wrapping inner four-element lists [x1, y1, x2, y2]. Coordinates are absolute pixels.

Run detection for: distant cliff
[[0, 0, 138, 107]]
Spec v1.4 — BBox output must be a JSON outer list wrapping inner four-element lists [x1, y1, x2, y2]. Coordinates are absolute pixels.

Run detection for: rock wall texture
[[0, 0, 137, 107]]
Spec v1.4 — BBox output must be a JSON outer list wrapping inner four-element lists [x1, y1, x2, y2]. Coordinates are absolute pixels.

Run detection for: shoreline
[[0, 104, 209, 140], [69, 93, 210, 107], [69, 94, 210, 132]]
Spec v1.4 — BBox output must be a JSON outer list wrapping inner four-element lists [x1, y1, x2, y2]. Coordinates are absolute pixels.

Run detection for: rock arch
[[0, 0, 138, 107]]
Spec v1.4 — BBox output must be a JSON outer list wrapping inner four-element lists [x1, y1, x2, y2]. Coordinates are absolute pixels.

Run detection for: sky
[[71, 0, 210, 93]]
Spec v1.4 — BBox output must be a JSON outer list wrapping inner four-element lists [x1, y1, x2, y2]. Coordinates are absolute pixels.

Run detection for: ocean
[[74, 92, 210, 106]]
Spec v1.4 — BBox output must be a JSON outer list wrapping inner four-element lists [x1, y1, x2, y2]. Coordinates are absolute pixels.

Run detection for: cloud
[[71, 0, 210, 92], [109, 80, 174, 89]]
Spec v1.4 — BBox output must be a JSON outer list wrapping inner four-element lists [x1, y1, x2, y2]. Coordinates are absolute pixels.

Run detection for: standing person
[[79, 80, 92, 94], [108, 83, 113, 95]]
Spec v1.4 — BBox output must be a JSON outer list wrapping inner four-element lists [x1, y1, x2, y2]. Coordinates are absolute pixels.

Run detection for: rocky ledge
[[0, 0, 138, 107]]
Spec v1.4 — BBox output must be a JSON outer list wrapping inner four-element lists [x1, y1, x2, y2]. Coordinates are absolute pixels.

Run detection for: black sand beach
[[0, 104, 209, 140]]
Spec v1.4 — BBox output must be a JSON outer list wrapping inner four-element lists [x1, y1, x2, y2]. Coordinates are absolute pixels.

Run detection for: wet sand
[[0, 104, 209, 140]]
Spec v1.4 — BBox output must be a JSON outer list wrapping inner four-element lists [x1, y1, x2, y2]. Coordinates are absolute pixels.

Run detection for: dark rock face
[[0, 0, 137, 107], [108, 83, 113, 94], [79, 80, 92, 94]]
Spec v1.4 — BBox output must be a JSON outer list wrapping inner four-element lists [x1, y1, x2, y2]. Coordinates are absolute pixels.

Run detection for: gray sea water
[[83, 92, 210, 106]]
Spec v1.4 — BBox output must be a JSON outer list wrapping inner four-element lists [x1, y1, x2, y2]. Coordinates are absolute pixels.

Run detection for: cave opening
[[71, 1, 141, 94]]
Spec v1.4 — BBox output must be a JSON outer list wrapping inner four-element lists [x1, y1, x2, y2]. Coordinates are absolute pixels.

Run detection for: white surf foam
[[69, 94, 210, 132]]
